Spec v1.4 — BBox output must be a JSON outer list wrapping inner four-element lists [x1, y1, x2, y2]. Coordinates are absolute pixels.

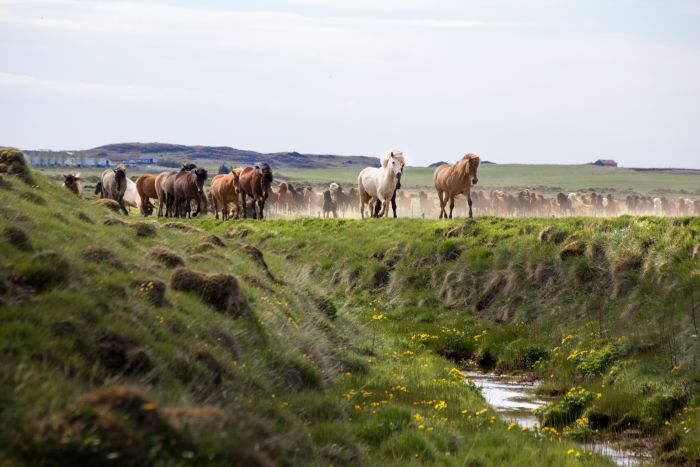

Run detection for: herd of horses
[[61, 151, 699, 220]]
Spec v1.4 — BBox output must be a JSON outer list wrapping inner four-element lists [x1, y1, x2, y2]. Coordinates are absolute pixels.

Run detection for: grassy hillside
[[1, 163, 698, 465], [279, 164, 700, 194], [25, 143, 379, 169]]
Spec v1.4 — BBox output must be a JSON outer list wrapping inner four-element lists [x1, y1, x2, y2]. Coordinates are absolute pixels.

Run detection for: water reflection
[[464, 369, 652, 466]]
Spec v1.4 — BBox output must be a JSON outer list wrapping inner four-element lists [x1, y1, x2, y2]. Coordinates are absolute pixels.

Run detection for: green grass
[[279, 164, 700, 194], [1, 166, 699, 465]]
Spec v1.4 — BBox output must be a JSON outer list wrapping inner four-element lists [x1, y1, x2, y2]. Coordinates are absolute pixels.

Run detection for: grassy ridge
[[278, 164, 700, 193], [1, 167, 698, 465]]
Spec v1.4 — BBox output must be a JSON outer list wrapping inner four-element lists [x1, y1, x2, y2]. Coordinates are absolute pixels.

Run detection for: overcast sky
[[1, 0, 699, 167]]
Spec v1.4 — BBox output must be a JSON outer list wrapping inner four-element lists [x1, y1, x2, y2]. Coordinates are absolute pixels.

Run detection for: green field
[[279, 164, 700, 194], [2, 153, 699, 465], [35, 162, 700, 196]]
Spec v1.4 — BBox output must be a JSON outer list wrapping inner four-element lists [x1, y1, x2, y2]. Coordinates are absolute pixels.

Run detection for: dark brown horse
[[239, 163, 273, 219], [62, 173, 82, 197], [158, 163, 198, 217], [173, 167, 208, 218]]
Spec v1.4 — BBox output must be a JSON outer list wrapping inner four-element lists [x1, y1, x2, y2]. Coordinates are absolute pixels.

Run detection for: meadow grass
[[278, 164, 700, 194], [1, 168, 698, 465]]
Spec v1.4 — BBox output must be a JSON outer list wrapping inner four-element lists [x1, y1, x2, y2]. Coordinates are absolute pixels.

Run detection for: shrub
[[575, 345, 615, 376], [642, 392, 688, 425], [433, 331, 476, 363], [538, 386, 594, 428], [497, 339, 549, 371]]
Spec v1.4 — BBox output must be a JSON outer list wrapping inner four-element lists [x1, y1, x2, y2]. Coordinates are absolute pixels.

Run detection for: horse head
[[463, 154, 480, 185], [329, 182, 339, 202], [94, 181, 102, 195], [256, 163, 273, 184], [181, 163, 197, 172], [194, 168, 208, 193], [387, 155, 403, 179]]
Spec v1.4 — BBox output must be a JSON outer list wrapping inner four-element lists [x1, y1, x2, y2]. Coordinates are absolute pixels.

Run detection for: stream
[[464, 369, 652, 466]]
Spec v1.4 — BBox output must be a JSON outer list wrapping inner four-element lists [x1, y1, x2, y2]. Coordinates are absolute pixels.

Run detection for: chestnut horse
[[433, 154, 480, 219], [239, 163, 273, 219], [136, 174, 157, 216], [210, 170, 241, 220]]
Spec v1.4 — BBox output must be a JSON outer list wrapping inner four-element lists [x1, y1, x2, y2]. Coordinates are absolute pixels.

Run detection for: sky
[[1, 0, 699, 168]]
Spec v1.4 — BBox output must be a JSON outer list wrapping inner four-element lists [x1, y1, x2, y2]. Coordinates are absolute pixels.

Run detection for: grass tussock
[[170, 267, 244, 317]]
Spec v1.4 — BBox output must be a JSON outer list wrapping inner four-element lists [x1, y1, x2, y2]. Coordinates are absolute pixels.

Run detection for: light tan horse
[[433, 154, 480, 219]]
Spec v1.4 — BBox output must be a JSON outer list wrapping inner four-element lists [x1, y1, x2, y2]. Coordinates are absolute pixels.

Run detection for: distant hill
[[26, 143, 380, 169]]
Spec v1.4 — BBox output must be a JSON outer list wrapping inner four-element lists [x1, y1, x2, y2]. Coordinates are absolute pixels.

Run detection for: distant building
[[591, 159, 618, 167], [124, 158, 156, 165]]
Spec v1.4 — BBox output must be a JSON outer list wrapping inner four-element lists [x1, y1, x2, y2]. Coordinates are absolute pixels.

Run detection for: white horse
[[123, 177, 144, 213], [358, 150, 405, 219]]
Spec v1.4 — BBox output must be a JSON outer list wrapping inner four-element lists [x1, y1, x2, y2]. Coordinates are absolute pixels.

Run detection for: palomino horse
[[358, 150, 404, 219], [433, 154, 480, 219], [239, 163, 273, 219]]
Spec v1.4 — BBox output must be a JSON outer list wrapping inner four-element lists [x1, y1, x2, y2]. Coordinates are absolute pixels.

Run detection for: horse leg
[[437, 190, 445, 219], [118, 196, 129, 216], [391, 190, 398, 218], [241, 192, 247, 219], [259, 198, 266, 220], [379, 197, 388, 217], [373, 199, 381, 218], [448, 196, 455, 219], [468, 191, 473, 219]]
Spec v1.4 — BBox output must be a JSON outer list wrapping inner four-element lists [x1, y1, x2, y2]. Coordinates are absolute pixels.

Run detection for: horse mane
[[379, 149, 404, 168]]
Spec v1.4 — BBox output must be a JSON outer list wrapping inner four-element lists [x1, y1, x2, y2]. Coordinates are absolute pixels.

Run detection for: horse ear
[[75, 173, 81, 179]]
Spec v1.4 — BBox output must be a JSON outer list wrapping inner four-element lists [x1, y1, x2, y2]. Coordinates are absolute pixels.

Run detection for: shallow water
[[464, 369, 652, 466]]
